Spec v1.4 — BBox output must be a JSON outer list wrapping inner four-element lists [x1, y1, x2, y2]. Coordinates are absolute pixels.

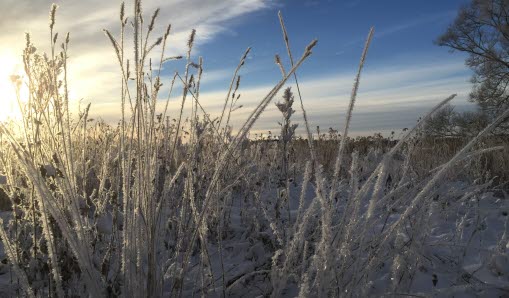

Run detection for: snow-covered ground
[[2, 143, 509, 298]]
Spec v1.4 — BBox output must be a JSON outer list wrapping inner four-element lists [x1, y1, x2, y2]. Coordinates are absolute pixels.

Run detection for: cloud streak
[[339, 10, 457, 51], [88, 57, 473, 136], [0, 0, 271, 114]]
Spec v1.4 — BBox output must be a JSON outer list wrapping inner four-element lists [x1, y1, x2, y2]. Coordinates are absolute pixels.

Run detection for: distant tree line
[[422, 104, 491, 137]]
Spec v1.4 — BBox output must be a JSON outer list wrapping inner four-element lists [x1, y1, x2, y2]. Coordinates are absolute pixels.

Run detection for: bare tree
[[436, 0, 509, 130], [454, 109, 491, 136]]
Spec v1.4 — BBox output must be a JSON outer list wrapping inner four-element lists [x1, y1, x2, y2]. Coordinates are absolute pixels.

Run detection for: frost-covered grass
[[0, 1, 508, 297]]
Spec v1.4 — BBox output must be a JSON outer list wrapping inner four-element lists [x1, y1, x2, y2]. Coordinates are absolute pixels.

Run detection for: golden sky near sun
[[0, 49, 26, 122]]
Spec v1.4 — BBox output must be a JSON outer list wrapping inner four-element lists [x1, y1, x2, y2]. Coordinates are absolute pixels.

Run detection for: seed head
[[275, 54, 286, 76], [148, 8, 160, 32], [25, 32, 31, 48], [49, 4, 58, 30], [235, 75, 241, 91], [188, 29, 196, 50], [120, 2, 125, 22], [154, 37, 163, 46], [241, 47, 251, 61], [275, 54, 282, 66], [305, 39, 318, 54], [164, 24, 172, 39]]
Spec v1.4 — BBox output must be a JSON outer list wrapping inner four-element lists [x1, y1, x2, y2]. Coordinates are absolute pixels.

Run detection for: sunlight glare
[[0, 50, 26, 122]]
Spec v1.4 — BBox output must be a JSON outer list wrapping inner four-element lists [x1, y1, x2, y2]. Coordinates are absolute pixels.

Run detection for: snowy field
[[1, 140, 508, 297]]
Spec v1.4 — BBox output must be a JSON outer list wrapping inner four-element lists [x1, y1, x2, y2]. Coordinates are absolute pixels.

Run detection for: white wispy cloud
[[375, 11, 456, 38], [339, 10, 457, 51], [0, 0, 271, 113]]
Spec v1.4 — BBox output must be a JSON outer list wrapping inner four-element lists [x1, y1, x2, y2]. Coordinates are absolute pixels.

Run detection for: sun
[[0, 50, 26, 122]]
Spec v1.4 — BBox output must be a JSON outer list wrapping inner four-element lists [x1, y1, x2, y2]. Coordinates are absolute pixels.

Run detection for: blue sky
[[195, 0, 470, 90], [0, 0, 475, 135], [187, 0, 475, 135]]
